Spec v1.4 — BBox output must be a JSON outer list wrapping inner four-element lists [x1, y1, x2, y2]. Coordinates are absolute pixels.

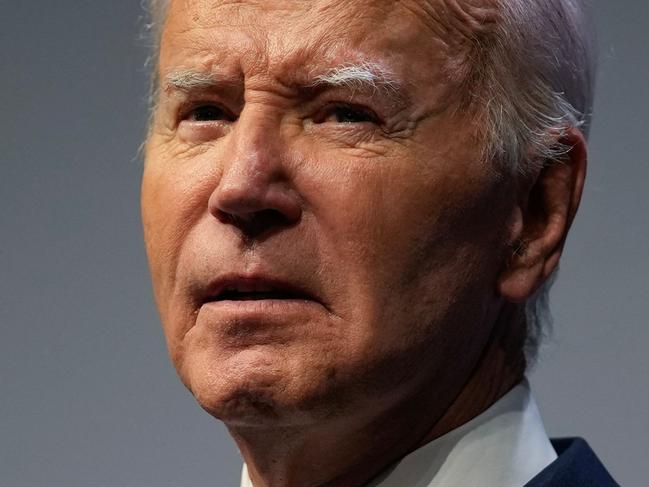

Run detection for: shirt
[[240, 380, 556, 487]]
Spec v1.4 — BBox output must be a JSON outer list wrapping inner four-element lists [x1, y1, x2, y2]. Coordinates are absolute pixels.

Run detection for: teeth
[[224, 283, 277, 293], [211, 280, 307, 302], [210, 280, 308, 302]]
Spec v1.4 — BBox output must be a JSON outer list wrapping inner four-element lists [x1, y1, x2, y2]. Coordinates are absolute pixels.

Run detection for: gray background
[[1, 2, 647, 486]]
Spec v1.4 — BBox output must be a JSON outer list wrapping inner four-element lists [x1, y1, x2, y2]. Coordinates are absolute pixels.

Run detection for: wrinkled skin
[[142, 1, 586, 485]]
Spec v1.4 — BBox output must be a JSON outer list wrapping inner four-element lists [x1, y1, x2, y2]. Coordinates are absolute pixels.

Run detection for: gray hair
[[143, 0, 596, 363], [463, 0, 596, 363]]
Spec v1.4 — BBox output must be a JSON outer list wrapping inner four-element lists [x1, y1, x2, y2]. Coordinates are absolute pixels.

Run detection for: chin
[[169, 307, 360, 426], [178, 345, 336, 427]]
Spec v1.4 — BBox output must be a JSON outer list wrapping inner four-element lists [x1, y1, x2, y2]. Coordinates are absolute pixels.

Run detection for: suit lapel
[[524, 438, 618, 486]]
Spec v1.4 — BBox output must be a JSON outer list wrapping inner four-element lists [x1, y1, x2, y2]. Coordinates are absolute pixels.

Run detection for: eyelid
[[315, 101, 383, 125], [175, 97, 238, 123], [187, 104, 235, 122]]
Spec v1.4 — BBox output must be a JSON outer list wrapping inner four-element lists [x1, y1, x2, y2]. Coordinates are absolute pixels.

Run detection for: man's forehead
[[164, 0, 500, 46], [161, 0, 500, 91]]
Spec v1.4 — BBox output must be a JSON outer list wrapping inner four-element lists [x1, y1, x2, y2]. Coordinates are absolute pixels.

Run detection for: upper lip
[[203, 275, 317, 303]]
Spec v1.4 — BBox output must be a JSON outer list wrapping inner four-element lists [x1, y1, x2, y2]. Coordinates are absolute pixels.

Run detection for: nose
[[208, 109, 302, 238]]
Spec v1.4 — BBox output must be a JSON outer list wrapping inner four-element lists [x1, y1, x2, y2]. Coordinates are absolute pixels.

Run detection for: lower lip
[[197, 299, 326, 342], [201, 298, 323, 314]]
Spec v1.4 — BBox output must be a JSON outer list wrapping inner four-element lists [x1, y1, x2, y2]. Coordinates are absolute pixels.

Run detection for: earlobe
[[498, 127, 587, 303], [498, 215, 547, 303]]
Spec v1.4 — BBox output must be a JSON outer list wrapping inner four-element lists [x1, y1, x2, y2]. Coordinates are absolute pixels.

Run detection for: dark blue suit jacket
[[525, 438, 618, 486]]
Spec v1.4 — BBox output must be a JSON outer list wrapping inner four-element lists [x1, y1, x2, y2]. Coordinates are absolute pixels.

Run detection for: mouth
[[205, 277, 316, 304]]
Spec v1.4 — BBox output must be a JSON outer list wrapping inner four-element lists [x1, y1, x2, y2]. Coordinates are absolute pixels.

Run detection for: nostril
[[255, 208, 290, 224], [218, 208, 296, 239]]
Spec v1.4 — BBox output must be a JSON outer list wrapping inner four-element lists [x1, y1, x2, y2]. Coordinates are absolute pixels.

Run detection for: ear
[[498, 127, 588, 302]]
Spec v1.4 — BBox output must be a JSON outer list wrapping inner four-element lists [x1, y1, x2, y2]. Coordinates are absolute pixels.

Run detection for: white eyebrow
[[163, 70, 239, 92], [163, 63, 405, 100], [310, 62, 401, 95]]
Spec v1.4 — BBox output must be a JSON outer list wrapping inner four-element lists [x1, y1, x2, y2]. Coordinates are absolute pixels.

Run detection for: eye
[[317, 104, 380, 125], [185, 104, 236, 122]]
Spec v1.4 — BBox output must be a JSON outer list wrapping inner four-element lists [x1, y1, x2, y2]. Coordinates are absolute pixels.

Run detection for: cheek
[[300, 153, 467, 277], [141, 149, 219, 325], [297, 146, 508, 333]]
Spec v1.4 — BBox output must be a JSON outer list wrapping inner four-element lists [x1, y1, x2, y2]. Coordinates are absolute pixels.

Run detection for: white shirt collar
[[240, 380, 556, 487]]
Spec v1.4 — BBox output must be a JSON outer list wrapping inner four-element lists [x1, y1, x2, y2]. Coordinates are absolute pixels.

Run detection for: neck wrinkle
[[236, 302, 526, 487], [419, 302, 526, 445]]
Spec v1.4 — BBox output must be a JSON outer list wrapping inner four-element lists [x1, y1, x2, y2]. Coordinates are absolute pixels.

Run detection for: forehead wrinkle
[[397, 0, 500, 45], [162, 0, 489, 104], [160, 9, 272, 89], [394, 0, 501, 85], [171, 0, 309, 27], [259, 34, 412, 103]]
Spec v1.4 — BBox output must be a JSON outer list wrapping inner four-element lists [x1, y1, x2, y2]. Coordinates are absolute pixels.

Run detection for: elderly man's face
[[142, 0, 514, 424]]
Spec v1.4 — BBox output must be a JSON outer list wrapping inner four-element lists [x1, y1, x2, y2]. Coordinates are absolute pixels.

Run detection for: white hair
[[472, 0, 596, 175], [310, 63, 399, 92], [464, 0, 596, 362], [147, 0, 169, 40], [143, 0, 596, 362]]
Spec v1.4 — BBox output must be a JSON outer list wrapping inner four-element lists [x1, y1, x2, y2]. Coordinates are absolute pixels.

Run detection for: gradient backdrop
[[1, 2, 647, 486]]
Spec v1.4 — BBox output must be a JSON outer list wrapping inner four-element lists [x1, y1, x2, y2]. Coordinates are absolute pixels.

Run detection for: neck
[[231, 303, 526, 487]]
